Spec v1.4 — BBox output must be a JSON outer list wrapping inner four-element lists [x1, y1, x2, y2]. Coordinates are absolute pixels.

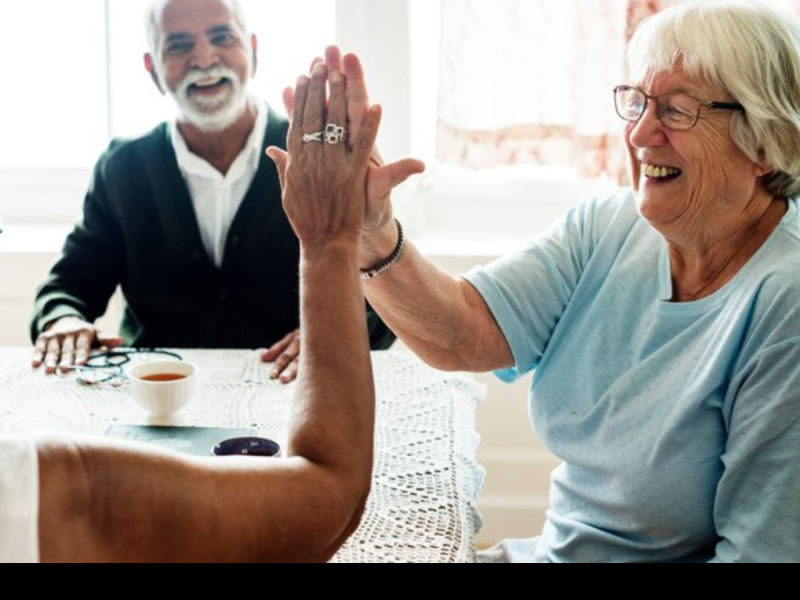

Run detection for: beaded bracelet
[[360, 219, 406, 281]]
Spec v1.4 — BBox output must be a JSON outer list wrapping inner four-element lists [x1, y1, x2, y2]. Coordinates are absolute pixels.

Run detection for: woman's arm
[[710, 337, 800, 563], [323, 48, 512, 373], [35, 62, 380, 564], [362, 233, 513, 372]]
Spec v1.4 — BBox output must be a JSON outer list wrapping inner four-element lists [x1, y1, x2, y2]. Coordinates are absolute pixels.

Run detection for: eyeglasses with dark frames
[[614, 85, 744, 131], [58, 349, 184, 386]]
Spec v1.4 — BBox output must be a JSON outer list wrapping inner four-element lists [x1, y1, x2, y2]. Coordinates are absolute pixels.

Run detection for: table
[[0, 348, 486, 563]]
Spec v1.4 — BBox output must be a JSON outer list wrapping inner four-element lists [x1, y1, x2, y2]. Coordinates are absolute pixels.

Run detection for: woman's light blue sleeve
[[462, 199, 597, 382], [711, 337, 800, 563]]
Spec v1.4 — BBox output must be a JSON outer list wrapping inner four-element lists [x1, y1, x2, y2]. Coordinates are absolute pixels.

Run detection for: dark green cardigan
[[32, 107, 395, 350]]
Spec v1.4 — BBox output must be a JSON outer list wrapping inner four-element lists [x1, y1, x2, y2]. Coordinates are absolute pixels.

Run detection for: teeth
[[642, 162, 681, 179], [195, 77, 224, 88]]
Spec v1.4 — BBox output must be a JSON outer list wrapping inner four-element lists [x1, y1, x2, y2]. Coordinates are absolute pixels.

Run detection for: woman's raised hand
[[273, 47, 425, 265], [267, 60, 381, 252]]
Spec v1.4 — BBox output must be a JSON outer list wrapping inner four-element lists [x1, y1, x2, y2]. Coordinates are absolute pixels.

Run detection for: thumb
[[383, 158, 426, 188], [371, 158, 426, 199], [266, 147, 289, 190]]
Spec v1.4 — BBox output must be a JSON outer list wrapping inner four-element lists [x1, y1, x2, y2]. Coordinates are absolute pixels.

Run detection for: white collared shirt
[[170, 99, 268, 268]]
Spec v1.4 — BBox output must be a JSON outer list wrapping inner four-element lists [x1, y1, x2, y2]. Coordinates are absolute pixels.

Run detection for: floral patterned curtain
[[437, 0, 800, 179]]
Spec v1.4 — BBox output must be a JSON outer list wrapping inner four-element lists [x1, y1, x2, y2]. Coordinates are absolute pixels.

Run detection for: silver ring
[[302, 132, 324, 143], [325, 124, 347, 145]]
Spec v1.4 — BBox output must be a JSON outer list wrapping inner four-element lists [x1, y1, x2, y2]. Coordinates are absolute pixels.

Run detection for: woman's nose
[[628, 102, 668, 149]]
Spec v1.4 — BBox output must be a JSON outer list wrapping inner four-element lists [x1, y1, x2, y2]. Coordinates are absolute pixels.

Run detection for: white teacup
[[127, 361, 198, 417]]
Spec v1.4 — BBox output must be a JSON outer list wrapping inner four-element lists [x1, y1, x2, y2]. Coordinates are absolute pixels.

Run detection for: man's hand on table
[[32, 317, 123, 375], [260, 330, 300, 384]]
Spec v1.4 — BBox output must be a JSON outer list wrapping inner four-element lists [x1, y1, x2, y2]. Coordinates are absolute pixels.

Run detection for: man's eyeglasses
[[59, 349, 184, 386], [614, 85, 744, 131]]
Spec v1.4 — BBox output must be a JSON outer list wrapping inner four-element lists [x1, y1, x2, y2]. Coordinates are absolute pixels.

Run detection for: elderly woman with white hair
[[303, 0, 800, 562]]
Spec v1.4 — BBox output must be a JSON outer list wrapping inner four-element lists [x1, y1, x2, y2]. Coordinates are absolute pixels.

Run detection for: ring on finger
[[324, 123, 347, 145], [302, 131, 324, 143]]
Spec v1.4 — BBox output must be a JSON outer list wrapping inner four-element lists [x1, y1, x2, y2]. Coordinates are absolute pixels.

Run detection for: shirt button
[[191, 250, 204, 262], [219, 290, 231, 302], [231, 236, 240, 246]]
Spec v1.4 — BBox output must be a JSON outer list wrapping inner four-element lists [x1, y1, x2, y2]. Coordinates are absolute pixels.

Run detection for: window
[[409, 0, 800, 241], [0, 0, 336, 165], [0, 1, 109, 169], [0, 0, 337, 221], [437, 0, 629, 179], [435, 0, 800, 178], [0, 0, 616, 236], [405, 0, 621, 239], [107, 0, 337, 140]]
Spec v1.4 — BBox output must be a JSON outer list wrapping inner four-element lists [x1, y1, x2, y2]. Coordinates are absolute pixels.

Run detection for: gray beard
[[172, 86, 251, 132], [159, 61, 254, 132]]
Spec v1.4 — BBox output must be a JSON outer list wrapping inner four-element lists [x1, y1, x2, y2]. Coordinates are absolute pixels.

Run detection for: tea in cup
[[127, 361, 198, 417]]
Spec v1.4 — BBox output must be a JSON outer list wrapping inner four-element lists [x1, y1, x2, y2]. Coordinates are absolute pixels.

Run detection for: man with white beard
[[30, 0, 405, 382]]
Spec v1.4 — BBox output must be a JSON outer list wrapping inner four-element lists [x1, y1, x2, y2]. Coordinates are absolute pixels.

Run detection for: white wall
[[0, 251, 51, 345], [0, 227, 122, 345]]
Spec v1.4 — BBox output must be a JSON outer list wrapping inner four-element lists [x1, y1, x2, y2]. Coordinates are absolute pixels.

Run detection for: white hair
[[145, 0, 254, 132], [629, 0, 800, 199], [145, 0, 250, 56]]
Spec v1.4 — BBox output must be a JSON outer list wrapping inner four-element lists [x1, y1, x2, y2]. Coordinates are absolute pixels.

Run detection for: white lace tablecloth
[[0, 348, 486, 563]]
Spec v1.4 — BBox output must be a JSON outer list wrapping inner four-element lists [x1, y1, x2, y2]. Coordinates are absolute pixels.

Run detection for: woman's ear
[[754, 150, 774, 178]]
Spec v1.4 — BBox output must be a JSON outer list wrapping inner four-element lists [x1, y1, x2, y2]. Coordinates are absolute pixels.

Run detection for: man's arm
[[259, 301, 393, 386], [34, 62, 380, 563], [31, 153, 125, 372], [36, 247, 372, 563]]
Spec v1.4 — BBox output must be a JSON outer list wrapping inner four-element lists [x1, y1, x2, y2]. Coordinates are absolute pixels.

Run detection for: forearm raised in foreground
[[35, 246, 376, 563], [289, 242, 375, 494]]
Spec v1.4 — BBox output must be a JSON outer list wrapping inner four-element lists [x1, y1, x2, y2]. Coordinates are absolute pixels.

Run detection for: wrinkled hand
[[32, 316, 123, 375], [267, 57, 381, 249], [277, 47, 426, 265], [260, 330, 300, 384]]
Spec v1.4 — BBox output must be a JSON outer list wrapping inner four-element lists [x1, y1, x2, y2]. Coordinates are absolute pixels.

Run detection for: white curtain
[[437, 0, 800, 180]]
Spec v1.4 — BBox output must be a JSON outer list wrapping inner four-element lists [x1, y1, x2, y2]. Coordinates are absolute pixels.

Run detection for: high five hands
[[261, 47, 425, 384], [269, 46, 426, 267]]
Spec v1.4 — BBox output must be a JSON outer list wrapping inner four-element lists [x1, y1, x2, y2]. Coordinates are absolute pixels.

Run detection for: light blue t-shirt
[[464, 190, 800, 563]]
